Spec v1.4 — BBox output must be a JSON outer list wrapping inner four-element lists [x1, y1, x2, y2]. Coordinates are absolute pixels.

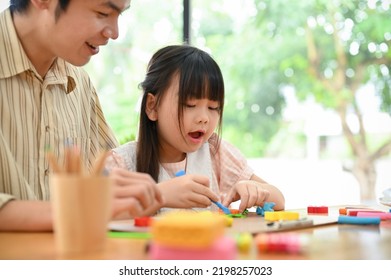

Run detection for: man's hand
[[110, 168, 163, 218]]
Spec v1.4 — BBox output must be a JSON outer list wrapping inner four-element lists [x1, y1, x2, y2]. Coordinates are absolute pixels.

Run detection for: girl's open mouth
[[188, 131, 205, 139]]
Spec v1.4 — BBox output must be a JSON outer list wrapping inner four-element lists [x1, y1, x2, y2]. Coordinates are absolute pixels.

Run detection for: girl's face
[[147, 75, 221, 163]]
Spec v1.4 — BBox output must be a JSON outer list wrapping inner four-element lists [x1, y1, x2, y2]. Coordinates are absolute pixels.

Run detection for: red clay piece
[[134, 216, 153, 227], [307, 206, 328, 214]]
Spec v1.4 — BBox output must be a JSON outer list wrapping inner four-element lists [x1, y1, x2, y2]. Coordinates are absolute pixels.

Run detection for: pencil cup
[[50, 175, 113, 255]]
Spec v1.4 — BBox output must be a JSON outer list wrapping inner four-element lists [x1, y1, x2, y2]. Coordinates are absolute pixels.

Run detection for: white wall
[[0, 0, 7, 12]]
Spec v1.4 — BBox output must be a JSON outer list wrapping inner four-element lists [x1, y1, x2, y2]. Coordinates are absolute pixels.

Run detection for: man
[[0, 0, 162, 231]]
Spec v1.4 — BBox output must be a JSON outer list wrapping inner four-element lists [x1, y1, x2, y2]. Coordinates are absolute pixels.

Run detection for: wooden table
[[1, 205, 391, 260]]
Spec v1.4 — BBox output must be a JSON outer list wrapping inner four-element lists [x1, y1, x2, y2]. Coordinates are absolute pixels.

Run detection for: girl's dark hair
[[10, 0, 70, 20], [137, 45, 225, 181]]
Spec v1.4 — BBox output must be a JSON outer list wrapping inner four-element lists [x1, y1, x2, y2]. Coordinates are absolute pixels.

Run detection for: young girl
[[106, 45, 285, 215]]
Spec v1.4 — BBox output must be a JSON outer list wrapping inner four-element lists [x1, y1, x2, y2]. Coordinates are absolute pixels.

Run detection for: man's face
[[46, 0, 131, 66]]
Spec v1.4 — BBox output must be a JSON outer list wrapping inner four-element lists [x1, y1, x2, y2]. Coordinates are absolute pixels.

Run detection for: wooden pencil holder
[[50, 175, 112, 256]]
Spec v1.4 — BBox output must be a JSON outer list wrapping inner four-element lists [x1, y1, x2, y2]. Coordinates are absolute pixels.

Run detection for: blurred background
[[2, 0, 390, 209]]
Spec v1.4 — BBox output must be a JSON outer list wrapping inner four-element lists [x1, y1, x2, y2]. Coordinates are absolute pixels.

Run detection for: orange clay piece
[[229, 209, 241, 214], [151, 211, 226, 249], [218, 208, 241, 215], [339, 208, 347, 215]]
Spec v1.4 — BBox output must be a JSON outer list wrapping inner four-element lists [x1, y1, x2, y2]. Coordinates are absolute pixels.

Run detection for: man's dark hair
[[10, 0, 70, 19]]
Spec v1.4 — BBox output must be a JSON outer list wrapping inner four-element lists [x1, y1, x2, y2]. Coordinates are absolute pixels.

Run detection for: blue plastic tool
[[174, 170, 186, 177], [337, 216, 381, 225], [212, 201, 231, 215]]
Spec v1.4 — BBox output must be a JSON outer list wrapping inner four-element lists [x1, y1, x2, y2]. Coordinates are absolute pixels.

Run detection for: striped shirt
[[0, 9, 119, 208]]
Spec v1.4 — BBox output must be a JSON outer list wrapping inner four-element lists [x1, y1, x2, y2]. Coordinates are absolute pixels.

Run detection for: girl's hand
[[158, 174, 219, 209], [223, 180, 271, 212]]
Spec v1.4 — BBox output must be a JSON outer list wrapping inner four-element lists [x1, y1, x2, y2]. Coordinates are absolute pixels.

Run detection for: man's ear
[[146, 93, 158, 121]]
